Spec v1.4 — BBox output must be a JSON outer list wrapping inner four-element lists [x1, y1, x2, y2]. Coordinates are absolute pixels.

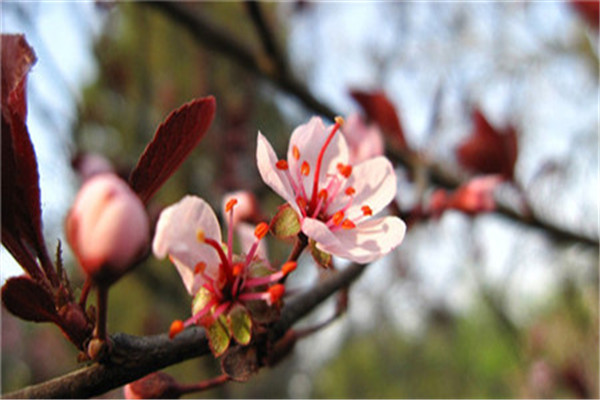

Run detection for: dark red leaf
[[1, 35, 55, 283], [1, 34, 36, 119], [129, 96, 216, 203], [456, 109, 518, 180], [350, 89, 407, 150], [1, 276, 58, 323], [571, 0, 599, 29]]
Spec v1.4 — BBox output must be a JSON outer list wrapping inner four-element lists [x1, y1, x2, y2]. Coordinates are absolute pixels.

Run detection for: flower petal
[[152, 195, 222, 294], [256, 132, 298, 211], [303, 216, 406, 264], [287, 117, 349, 200], [301, 217, 343, 250], [329, 156, 397, 220]]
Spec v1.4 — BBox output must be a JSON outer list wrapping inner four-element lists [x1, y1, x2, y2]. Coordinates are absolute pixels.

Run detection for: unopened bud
[[66, 173, 149, 285]]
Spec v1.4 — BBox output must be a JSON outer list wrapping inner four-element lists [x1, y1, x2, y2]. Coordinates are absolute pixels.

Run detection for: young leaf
[[206, 316, 231, 357], [456, 109, 518, 180], [227, 304, 252, 346], [270, 204, 301, 240], [129, 96, 216, 204], [1, 276, 58, 323], [309, 239, 333, 269], [350, 89, 407, 150], [1, 34, 55, 284]]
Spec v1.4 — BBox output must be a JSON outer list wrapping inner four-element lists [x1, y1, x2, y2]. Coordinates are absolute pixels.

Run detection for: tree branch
[[5, 263, 365, 399]]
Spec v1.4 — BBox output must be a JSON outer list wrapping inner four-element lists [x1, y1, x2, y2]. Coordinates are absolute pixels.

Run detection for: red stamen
[[342, 219, 356, 230], [268, 284, 286, 303], [169, 320, 184, 339], [194, 262, 206, 275], [254, 222, 269, 240], [336, 163, 352, 178], [292, 145, 300, 160], [232, 263, 244, 276], [301, 161, 310, 176], [345, 186, 356, 196], [361, 205, 373, 216], [296, 196, 308, 213], [310, 118, 343, 210], [281, 261, 297, 275], [318, 189, 328, 201], [332, 210, 344, 226], [225, 198, 238, 213], [276, 160, 289, 170], [202, 237, 230, 276]]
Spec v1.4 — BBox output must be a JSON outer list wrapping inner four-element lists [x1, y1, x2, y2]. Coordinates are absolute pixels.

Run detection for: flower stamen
[[169, 320, 184, 339], [301, 161, 310, 176], [276, 160, 289, 170], [309, 118, 343, 210]]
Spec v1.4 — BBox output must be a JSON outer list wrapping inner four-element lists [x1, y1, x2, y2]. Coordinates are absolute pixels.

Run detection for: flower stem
[[94, 285, 108, 341], [78, 277, 92, 307]]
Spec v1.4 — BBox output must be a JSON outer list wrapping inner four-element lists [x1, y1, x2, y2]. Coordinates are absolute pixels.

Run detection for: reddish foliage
[[570, 0, 599, 29], [350, 89, 407, 150], [1, 34, 55, 283], [1, 276, 58, 323], [129, 96, 216, 203], [456, 109, 518, 180]]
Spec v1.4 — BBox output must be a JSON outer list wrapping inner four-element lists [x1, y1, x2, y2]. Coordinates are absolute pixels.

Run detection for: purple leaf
[[350, 89, 407, 150], [1, 34, 55, 283], [129, 96, 216, 203], [1, 276, 58, 323]]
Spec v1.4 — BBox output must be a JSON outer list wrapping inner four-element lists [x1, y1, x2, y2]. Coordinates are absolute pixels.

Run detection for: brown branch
[[5, 263, 365, 399], [146, 2, 597, 248]]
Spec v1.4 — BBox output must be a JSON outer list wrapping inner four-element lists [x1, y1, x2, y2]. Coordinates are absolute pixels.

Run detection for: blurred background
[[1, 2, 598, 398]]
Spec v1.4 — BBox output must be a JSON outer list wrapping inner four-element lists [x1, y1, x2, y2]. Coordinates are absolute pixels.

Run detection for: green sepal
[[227, 304, 252, 345], [191, 286, 213, 316], [270, 204, 301, 240], [207, 314, 231, 357], [309, 239, 333, 269]]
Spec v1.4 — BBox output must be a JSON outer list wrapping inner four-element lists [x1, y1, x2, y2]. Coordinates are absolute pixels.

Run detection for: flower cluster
[[153, 196, 295, 355], [153, 115, 406, 356]]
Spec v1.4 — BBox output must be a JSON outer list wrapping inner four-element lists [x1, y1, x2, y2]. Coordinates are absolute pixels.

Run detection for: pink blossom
[[448, 174, 502, 213], [152, 195, 293, 348], [430, 174, 503, 217], [257, 116, 406, 263], [65, 173, 149, 283], [343, 112, 385, 164]]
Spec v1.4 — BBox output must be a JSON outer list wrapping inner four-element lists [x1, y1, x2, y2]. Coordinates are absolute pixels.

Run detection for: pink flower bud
[[66, 173, 149, 284]]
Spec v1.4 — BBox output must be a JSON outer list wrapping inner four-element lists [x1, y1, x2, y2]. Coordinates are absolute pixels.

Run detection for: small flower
[[257, 116, 406, 263], [429, 174, 503, 217], [343, 112, 385, 164], [153, 195, 293, 356], [65, 173, 149, 284]]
